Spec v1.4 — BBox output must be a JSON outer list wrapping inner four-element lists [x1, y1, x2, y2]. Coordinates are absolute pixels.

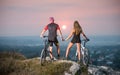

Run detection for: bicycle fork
[[44, 40, 49, 59]]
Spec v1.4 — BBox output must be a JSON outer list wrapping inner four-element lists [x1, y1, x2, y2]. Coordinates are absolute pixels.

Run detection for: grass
[[0, 52, 72, 75]]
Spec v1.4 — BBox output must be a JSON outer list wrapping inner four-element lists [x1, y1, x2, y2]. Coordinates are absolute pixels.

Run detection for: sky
[[0, 0, 120, 36]]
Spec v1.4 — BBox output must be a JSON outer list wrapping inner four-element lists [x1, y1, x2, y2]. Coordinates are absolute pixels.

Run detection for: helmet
[[49, 17, 54, 21]]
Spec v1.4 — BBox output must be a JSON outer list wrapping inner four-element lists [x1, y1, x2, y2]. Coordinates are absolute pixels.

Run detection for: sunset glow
[[0, 0, 120, 36], [62, 25, 66, 30]]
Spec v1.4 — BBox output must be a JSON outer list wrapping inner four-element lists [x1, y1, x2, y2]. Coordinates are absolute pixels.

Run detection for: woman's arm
[[81, 31, 89, 40], [65, 29, 74, 41]]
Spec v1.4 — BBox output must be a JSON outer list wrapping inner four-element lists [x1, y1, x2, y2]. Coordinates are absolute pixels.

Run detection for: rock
[[38, 56, 57, 61], [88, 65, 120, 75], [39, 57, 120, 75], [69, 61, 80, 75], [46, 56, 51, 61], [56, 60, 80, 75]]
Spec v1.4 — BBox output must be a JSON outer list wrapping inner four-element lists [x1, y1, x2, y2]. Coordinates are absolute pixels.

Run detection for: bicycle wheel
[[82, 48, 89, 66], [40, 49, 46, 65]]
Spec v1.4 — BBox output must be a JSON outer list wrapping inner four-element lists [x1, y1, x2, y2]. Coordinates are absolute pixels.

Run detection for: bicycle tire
[[40, 49, 46, 65], [82, 48, 89, 66]]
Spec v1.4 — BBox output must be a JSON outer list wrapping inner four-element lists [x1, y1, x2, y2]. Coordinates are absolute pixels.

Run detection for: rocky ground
[[0, 52, 120, 75], [43, 56, 120, 75]]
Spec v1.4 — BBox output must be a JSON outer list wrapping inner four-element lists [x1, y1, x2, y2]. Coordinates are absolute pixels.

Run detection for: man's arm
[[40, 25, 48, 37], [40, 29, 46, 37], [57, 25, 64, 40], [57, 29, 64, 41]]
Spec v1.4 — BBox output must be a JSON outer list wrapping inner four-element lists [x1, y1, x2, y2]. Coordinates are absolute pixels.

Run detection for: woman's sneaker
[[64, 57, 68, 60]]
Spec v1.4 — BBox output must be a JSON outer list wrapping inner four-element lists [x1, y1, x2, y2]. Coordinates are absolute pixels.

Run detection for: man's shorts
[[48, 38, 59, 47]]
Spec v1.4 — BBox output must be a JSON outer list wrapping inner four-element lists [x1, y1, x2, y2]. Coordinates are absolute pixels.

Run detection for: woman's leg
[[65, 42, 74, 59], [76, 43, 81, 61]]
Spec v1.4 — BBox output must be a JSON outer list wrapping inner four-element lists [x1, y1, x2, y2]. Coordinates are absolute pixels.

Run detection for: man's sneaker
[[51, 58, 54, 62], [57, 54, 60, 60]]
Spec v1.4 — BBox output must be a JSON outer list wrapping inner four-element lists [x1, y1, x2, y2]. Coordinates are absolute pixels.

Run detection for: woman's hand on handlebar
[[86, 38, 90, 41]]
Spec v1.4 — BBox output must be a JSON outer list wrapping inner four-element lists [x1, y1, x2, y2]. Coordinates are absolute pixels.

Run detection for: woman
[[65, 20, 89, 61]]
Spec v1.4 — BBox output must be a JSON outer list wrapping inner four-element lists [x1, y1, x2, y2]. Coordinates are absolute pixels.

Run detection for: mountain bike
[[40, 36, 50, 65], [76, 39, 90, 66]]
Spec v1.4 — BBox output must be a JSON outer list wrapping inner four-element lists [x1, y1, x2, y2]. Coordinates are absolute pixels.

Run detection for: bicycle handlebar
[[43, 36, 48, 38], [81, 39, 90, 42], [81, 39, 90, 47]]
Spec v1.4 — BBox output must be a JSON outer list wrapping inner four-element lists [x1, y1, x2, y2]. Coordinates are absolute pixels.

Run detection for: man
[[40, 17, 64, 60]]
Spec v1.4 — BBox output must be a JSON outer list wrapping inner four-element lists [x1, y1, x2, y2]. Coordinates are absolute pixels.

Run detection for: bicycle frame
[[43, 37, 49, 51], [40, 36, 50, 65], [81, 40, 88, 55], [76, 39, 89, 66]]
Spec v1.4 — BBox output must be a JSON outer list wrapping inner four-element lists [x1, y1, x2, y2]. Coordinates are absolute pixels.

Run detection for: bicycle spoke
[[40, 49, 46, 65], [82, 48, 89, 66]]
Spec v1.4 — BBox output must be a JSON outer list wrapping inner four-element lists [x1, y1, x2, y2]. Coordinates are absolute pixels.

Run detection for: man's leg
[[56, 45, 60, 59], [49, 46, 54, 59], [54, 38, 60, 59], [48, 41, 54, 60]]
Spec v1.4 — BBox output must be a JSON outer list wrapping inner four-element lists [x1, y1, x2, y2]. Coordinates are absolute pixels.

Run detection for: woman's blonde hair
[[74, 21, 82, 35]]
